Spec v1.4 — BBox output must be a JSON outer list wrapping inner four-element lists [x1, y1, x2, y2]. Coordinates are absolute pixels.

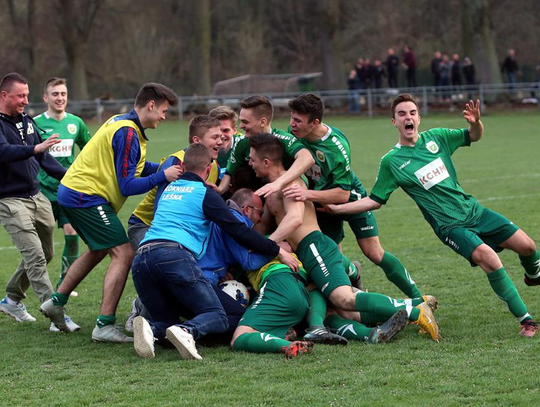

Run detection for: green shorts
[[296, 231, 351, 297], [62, 204, 129, 251], [440, 208, 519, 266], [50, 201, 71, 229], [316, 210, 379, 244], [239, 272, 309, 339]]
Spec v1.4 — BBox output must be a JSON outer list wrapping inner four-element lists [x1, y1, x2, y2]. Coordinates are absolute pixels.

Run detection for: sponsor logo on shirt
[[414, 157, 449, 190], [67, 123, 77, 135], [49, 138, 74, 157], [306, 164, 322, 181], [426, 140, 439, 154]]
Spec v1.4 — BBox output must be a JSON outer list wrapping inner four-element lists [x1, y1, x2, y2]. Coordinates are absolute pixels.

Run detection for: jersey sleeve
[[433, 128, 471, 155], [369, 153, 398, 204], [75, 118, 92, 150], [279, 133, 306, 158], [225, 137, 247, 176]]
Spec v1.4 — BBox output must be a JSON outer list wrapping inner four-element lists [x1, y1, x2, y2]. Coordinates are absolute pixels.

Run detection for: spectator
[[386, 48, 399, 88], [439, 54, 452, 102], [354, 58, 364, 87], [360, 58, 373, 89], [501, 49, 519, 89], [372, 60, 386, 89], [402, 45, 417, 88], [462, 57, 476, 99], [451, 53, 462, 88], [532, 60, 540, 99], [347, 69, 360, 113], [431, 51, 442, 87]]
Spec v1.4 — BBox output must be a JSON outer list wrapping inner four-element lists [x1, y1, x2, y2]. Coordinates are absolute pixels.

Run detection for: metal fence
[[25, 82, 540, 123]]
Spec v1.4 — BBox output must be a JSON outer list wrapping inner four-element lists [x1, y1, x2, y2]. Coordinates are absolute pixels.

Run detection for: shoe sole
[[0, 308, 36, 322], [39, 306, 70, 333], [166, 327, 202, 360], [377, 310, 408, 343], [133, 317, 155, 358], [302, 333, 348, 345]]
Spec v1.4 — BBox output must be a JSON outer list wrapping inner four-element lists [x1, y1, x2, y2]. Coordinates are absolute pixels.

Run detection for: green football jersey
[[217, 132, 243, 169], [225, 128, 305, 175], [301, 124, 367, 201], [34, 112, 91, 201], [370, 127, 485, 234]]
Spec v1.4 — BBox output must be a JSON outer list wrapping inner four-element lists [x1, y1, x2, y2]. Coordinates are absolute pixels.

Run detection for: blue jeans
[[132, 242, 228, 342]]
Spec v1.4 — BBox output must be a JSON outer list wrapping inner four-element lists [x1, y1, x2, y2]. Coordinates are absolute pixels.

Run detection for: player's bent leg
[[358, 236, 422, 298], [100, 243, 134, 316], [304, 289, 348, 345], [472, 244, 537, 336], [500, 230, 540, 286], [233, 327, 312, 358]]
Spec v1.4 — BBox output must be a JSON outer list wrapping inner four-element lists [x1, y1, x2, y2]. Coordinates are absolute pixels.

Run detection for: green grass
[[1, 112, 539, 406]]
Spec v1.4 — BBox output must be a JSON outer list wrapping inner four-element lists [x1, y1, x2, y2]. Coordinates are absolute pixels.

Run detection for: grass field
[[1, 111, 539, 406]]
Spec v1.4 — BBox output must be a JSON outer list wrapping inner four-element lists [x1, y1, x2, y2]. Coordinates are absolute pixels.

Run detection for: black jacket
[[0, 112, 66, 199]]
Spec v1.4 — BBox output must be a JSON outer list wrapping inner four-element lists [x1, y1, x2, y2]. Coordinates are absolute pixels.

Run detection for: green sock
[[379, 252, 422, 298], [57, 235, 79, 288], [487, 268, 530, 321], [325, 314, 372, 341], [233, 332, 290, 353], [359, 299, 420, 325], [355, 291, 420, 321], [308, 289, 327, 327], [50, 291, 70, 307], [96, 314, 116, 328], [520, 250, 540, 279], [342, 254, 359, 280]]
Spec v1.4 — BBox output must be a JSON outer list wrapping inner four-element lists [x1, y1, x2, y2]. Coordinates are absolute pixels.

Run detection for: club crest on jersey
[[316, 150, 326, 162], [67, 124, 77, 135], [426, 141, 439, 154]]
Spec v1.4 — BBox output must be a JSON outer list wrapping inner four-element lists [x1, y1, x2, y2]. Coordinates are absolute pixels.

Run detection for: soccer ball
[[219, 280, 250, 308]]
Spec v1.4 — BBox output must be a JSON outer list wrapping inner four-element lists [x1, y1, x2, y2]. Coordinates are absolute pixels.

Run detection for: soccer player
[[0, 73, 66, 328], [40, 83, 183, 342], [325, 94, 540, 337], [214, 95, 315, 196], [208, 105, 242, 182], [231, 255, 314, 358], [130, 144, 298, 359], [249, 133, 440, 342], [283, 93, 422, 299], [34, 78, 91, 302], [127, 115, 223, 249]]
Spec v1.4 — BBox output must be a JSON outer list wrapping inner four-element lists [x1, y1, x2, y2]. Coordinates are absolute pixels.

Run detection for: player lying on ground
[[325, 94, 539, 338]]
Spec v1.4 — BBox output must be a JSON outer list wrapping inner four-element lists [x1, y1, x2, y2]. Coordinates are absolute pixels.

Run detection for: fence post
[[422, 86, 428, 115], [479, 85, 485, 111], [95, 99, 103, 124], [178, 97, 183, 121], [367, 88, 373, 117]]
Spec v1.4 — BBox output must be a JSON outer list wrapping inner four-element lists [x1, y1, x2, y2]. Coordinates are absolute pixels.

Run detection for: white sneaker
[[0, 296, 36, 322], [50, 316, 81, 332], [92, 324, 134, 343], [133, 316, 155, 358], [165, 326, 202, 360]]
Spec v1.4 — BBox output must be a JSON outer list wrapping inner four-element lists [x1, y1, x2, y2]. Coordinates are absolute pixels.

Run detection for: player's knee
[[518, 236, 536, 256], [471, 245, 502, 272]]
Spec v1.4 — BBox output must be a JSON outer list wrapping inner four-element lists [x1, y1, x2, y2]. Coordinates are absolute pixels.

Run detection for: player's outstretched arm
[[323, 196, 381, 215], [463, 99, 483, 142], [255, 149, 314, 197], [283, 184, 349, 204]]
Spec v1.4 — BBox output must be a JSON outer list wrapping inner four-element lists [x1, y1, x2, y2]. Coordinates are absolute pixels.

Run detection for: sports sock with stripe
[[232, 332, 289, 353], [520, 250, 540, 279], [378, 251, 422, 298], [487, 267, 531, 321]]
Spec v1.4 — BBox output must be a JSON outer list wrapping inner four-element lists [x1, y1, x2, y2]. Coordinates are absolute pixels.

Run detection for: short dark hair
[[240, 95, 273, 122], [44, 77, 67, 94], [230, 188, 255, 207], [249, 133, 283, 164], [188, 115, 220, 143], [135, 82, 178, 108], [184, 143, 212, 173], [391, 93, 419, 118], [209, 105, 238, 126], [288, 93, 324, 123], [0, 73, 28, 93]]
